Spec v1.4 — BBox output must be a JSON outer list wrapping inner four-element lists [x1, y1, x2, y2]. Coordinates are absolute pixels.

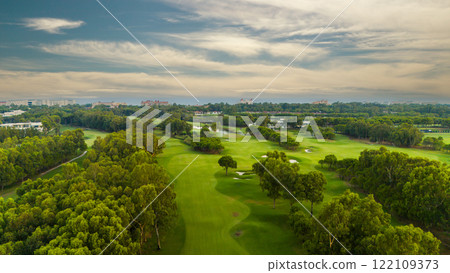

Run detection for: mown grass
[[154, 132, 449, 254], [424, 133, 450, 144], [61, 125, 109, 147]]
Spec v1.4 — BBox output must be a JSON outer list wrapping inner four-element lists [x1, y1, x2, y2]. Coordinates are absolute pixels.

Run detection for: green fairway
[[157, 137, 304, 254], [61, 125, 109, 147], [155, 132, 449, 254], [424, 133, 450, 144]]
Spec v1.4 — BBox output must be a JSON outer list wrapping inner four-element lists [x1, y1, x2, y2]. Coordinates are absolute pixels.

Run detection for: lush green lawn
[[61, 125, 109, 147], [156, 137, 304, 254], [424, 133, 450, 144], [155, 132, 449, 254]]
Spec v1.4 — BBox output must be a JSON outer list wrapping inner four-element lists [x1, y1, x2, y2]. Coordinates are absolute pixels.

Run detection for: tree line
[[257, 127, 299, 150], [289, 191, 441, 254], [0, 127, 41, 143], [250, 150, 441, 254], [337, 120, 424, 147], [322, 147, 449, 229], [0, 129, 87, 192], [0, 131, 176, 254], [198, 102, 450, 118], [252, 151, 325, 212]]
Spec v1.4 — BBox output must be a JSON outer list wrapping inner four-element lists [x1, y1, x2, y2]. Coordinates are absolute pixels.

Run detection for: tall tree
[[302, 171, 327, 216]]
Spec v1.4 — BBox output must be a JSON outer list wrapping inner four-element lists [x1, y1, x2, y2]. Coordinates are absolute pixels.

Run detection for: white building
[[92, 101, 127, 108], [0, 110, 26, 117], [0, 122, 43, 132], [5, 99, 75, 106]]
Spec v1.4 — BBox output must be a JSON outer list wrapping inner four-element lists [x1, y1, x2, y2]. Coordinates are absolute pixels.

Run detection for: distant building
[[239, 98, 253, 105], [0, 122, 43, 132], [1, 110, 26, 117], [5, 99, 76, 106], [91, 101, 127, 108], [0, 101, 6, 106], [141, 100, 170, 106], [194, 111, 222, 115], [312, 99, 329, 105]]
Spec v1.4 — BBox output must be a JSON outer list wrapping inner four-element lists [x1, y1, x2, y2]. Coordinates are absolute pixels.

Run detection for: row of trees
[[258, 127, 299, 150], [338, 120, 424, 147], [422, 136, 448, 151], [252, 151, 326, 213], [0, 127, 41, 143], [0, 131, 176, 254], [69, 110, 126, 132], [0, 129, 87, 191], [189, 125, 224, 153], [289, 191, 441, 254], [199, 102, 450, 118], [323, 148, 449, 229]]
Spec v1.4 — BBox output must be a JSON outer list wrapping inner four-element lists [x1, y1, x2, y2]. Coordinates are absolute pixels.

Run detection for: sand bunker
[[289, 159, 298, 163]]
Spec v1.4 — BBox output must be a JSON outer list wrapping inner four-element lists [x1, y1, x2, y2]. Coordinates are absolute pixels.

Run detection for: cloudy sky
[[0, 0, 449, 104]]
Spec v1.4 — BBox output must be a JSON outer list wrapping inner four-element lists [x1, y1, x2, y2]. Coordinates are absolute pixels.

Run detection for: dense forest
[[0, 129, 86, 191], [0, 132, 176, 254], [289, 191, 441, 255], [323, 148, 449, 229]]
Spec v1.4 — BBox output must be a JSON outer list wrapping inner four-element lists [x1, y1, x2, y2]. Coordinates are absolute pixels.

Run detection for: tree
[[361, 225, 440, 255], [302, 171, 327, 216], [260, 158, 284, 209], [289, 206, 313, 243], [165, 118, 191, 136], [299, 191, 394, 254], [252, 151, 299, 208], [191, 137, 224, 154], [218, 155, 237, 176], [323, 154, 337, 170], [422, 137, 444, 151], [321, 127, 336, 140], [444, 144, 450, 153], [392, 123, 423, 147]]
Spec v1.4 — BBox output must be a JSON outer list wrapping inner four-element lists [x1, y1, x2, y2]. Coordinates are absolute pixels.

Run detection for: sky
[[0, 0, 449, 105]]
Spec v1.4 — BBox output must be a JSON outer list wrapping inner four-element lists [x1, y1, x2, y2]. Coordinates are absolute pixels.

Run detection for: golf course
[[2, 126, 448, 254], [154, 132, 450, 254]]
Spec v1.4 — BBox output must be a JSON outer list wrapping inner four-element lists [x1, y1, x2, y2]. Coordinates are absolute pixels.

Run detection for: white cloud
[[23, 18, 85, 34], [0, 59, 448, 101], [37, 40, 289, 75], [167, 31, 328, 58], [161, 0, 450, 54], [5, 1, 449, 102]]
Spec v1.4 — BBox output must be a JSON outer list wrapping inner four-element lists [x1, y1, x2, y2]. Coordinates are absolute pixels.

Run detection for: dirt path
[[1, 151, 87, 199], [38, 150, 87, 177]]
